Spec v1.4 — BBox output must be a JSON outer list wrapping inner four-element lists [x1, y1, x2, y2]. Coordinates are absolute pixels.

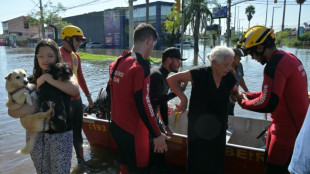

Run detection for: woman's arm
[[36, 73, 79, 96], [167, 70, 192, 113], [240, 77, 249, 92], [8, 104, 36, 118]]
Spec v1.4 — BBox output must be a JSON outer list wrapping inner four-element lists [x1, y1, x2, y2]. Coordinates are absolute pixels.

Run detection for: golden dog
[[5, 68, 53, 154]]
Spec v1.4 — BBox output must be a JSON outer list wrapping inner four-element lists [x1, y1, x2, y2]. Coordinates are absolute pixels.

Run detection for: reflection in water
[[193, 53, 198, 66]]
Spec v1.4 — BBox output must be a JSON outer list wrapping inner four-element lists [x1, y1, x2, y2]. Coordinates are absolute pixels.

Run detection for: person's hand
[[165, 125, 173, 136], [168, 105, 174, 115], [153, 133, 170, 153], [237, 90, 248, 101], [36, 73, 52, 91], [87, 97, 94, 108], [176, 97, 188, 114]]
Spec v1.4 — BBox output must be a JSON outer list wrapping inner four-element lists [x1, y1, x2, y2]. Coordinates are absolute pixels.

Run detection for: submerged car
[[86, 42, 104, 48], [79, 41, 88, 48], [174, 41, 194, 48]]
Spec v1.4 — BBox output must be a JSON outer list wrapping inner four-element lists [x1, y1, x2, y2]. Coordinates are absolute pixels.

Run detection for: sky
[[0, 0, 309, 35]]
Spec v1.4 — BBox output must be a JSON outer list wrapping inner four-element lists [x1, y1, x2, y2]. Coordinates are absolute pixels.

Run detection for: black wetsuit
[[150, 65, 176, 131], [187, 66, 236, 174], [149, 65, 176, 171]]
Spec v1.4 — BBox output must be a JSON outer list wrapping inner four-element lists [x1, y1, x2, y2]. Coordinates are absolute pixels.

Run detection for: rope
[[40, 118, 47, 174]]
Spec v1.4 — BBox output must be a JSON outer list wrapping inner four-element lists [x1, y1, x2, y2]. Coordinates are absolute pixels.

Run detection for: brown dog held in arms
[[5, 68, 53, 154]]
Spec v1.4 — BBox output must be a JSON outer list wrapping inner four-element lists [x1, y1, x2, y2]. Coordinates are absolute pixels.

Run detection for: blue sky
[[0, 0, 309, 35]]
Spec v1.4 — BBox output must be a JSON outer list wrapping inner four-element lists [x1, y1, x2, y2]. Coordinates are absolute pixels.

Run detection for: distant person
[[60, 25, 94, 167], [108, 23, 170, 173], [167, 46, 240, 173], [228, 48, 249, 115], [8, 39, 80, 173], [236, 25, 308, 174], [149, 47, 186, 171]]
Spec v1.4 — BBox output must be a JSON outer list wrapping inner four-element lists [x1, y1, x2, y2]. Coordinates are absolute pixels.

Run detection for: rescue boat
[[82, 111, 270, 174]]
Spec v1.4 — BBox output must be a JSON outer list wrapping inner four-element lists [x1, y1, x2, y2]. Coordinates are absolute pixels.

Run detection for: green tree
[[245, 5, 255, 28], [184, 0, 214, 53], [164, 4, 182, 46], [299, 31, 310, 41], [27, 2, 70, 40]]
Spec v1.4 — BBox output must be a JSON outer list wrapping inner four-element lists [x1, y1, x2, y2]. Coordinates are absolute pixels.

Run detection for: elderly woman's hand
[[176, 96, 188, 113]]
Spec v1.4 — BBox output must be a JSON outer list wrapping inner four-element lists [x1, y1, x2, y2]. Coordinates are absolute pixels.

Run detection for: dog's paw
[[49, 101, 55, 108]]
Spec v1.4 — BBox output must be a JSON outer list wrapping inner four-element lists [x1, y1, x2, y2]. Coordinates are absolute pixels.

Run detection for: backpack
[[84, 53, 131, 120]]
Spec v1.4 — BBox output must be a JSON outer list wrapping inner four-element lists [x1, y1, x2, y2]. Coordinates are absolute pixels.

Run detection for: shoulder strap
[[110, 52, 131, 82], [106, 52, 131, 94]]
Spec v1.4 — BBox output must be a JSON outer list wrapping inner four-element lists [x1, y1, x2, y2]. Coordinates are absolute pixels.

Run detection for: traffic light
[[175, 0, 180, 12], [274, 0, 277, 3]]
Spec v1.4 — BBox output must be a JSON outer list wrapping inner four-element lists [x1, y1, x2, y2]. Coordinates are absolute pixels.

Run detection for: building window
[[24, 22, 29, 29]]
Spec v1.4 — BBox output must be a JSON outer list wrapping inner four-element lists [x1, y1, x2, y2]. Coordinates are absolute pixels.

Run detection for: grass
[[78, 51, 161, 64], [78, 52, 117, 60]]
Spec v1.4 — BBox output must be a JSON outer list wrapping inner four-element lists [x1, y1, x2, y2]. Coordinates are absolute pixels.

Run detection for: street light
[[227, 0, 254, 47], [238, 19, 245, 35]]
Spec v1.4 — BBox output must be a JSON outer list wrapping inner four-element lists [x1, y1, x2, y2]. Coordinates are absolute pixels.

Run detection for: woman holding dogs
[[8, 38, 79, 174]]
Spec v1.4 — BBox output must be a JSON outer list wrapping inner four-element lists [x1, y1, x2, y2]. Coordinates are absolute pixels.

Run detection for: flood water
[[1, 45, 310, 174]]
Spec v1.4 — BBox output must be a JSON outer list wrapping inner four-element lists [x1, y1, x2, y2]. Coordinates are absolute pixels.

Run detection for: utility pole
[[180, 0, 185, 58], [297, 2, 303, 39], [227, 0, 231, 47], [234, 5, 236, 30], [237, 6, 240, 35], [129, 0, 135, 49], [265, 0, 268, 26], [227, 0, 253, 46], [281, 0, 286, 31], [271, 6, 281, 29], [39, 0, 45, 39], [146, 0, 149, 23]]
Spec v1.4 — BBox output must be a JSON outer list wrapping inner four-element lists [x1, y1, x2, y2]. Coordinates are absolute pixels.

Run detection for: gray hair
[[207, 46, 234, 64]]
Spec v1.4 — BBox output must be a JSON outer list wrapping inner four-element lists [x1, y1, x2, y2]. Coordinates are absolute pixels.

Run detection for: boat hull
[[82, 115, 267, 174]]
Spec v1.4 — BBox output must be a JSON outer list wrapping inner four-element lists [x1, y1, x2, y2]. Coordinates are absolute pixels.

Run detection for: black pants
[[110, 122, 149, 174], [71, 98, 84, 160], [264, 149, 291, 174], [228, 101, 235, 116]]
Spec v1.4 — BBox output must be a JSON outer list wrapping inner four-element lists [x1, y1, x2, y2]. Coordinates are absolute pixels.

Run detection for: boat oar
[[256, 126, 269, 139]]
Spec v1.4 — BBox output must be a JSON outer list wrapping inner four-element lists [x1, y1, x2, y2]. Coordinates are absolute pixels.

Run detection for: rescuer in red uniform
[[237, 25, 308, 174], [108, 23, 170, 174]]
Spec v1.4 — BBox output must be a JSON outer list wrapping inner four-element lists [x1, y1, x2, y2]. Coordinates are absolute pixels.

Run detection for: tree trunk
[[193, 10, 201, 54]]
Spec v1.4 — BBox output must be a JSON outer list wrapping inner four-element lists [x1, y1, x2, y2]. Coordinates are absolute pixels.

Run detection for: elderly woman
[[167, 46, 240, 173]]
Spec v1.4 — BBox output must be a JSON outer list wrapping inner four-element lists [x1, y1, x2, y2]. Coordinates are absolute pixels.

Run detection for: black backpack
[[84, 53, 131, 120]]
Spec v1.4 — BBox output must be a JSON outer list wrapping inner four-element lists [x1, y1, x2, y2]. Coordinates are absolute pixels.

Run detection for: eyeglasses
[[74, 37, 82, 42]]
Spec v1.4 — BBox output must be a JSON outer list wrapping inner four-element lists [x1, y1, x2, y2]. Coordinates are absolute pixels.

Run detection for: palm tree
[[184, 0, 213, 54], [245, 5, 255, 29], [296, 0, 306, 39]]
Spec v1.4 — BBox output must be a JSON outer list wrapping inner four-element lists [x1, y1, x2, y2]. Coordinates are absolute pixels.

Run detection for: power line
[[66, 0, 111, 10]]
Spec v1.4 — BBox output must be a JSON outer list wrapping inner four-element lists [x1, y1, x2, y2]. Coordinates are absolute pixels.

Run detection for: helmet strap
[[69, 37, 77, 52], [256, 46, 267, 64], [64, 37, 76, 52]]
